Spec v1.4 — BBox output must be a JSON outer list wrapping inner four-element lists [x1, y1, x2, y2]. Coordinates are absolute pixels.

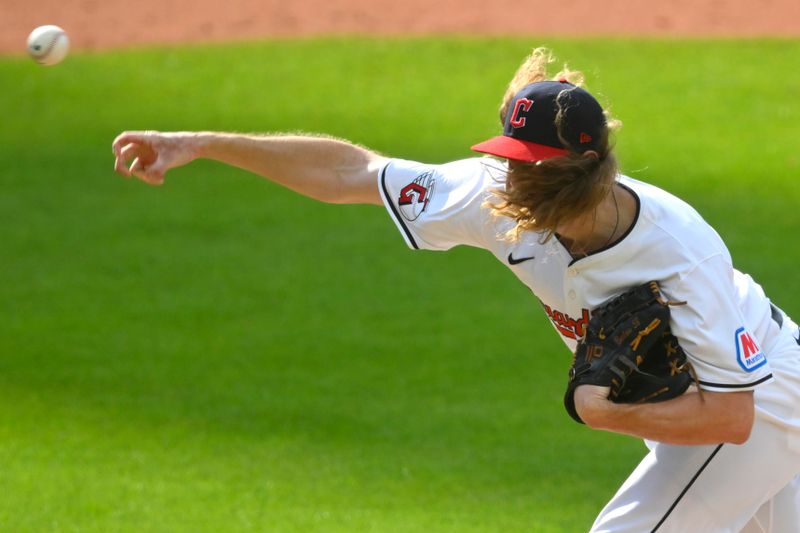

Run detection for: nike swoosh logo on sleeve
[[508, 253, 535, 265]]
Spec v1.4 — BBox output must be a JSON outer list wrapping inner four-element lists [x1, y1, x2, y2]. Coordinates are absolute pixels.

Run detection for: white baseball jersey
[[378, 156, 800, 531]]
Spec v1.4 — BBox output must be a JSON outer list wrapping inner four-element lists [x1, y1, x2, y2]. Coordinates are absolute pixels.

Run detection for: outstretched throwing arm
[[112, 131, 386, 205]]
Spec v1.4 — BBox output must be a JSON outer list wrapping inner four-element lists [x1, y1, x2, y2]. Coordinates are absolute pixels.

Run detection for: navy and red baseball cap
[[471, 79, 607, 162]]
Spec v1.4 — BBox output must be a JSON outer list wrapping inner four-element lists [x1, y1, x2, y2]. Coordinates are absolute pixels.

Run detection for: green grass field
[[1, 38, 799, 531]]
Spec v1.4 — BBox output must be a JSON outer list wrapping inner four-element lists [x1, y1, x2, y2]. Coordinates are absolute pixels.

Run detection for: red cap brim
[[471, 136, 568, 162]]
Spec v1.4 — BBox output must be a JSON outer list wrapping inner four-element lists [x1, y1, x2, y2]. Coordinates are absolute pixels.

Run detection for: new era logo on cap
[[472, 80, 607, 162]]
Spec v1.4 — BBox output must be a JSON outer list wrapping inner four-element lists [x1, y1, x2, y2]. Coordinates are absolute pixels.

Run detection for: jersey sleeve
[[667, 253, 774, 392], [377, 158, 495, 251]]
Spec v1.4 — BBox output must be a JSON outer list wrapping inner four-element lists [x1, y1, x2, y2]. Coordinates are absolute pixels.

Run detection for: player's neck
[[557, 184, 635, 258]]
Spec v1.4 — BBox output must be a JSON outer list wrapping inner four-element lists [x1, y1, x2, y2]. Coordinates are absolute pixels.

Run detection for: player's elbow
[[577, 404, 606, 429], [315, 167, 382, 205], [323, 184, 380, 205], [725, 407, 754, 445], [728, 426, 752, 445], [306, 181, 364, 205], [713, 390, 755, 445]]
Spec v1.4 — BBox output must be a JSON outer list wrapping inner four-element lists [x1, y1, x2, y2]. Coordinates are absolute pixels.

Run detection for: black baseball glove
[[564, 281, 695, 424]]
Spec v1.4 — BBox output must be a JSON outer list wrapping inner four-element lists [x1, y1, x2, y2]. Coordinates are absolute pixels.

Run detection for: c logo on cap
[[510, 98, 533, 128]]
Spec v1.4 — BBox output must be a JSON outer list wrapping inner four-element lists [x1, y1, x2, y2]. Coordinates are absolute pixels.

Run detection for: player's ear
[[506, 158, 523, 171], [582, 150, 599, 160]]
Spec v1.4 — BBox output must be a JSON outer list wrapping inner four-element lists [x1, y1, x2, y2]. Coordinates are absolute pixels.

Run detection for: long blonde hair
[[488, 48, 621, 242]]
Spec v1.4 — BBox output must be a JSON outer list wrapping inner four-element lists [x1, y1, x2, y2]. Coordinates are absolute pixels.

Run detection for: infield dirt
[[2, 0, 800, 54]]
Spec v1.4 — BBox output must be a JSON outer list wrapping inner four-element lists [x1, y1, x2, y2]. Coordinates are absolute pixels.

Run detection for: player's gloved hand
[[113, 131, 198, 185], [563, 281, 695, 424]]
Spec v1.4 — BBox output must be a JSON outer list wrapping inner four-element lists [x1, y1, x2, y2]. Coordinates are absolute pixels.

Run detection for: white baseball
[[27, 25, 70, 66]]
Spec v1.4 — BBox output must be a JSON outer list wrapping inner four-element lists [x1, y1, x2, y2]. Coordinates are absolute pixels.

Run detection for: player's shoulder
[[381, 156, 505, 205], [383, 156, 504, 182], [619, 175, 686, 202], [620, 175, 728, 255], [378, 157, 506, 250], [620, 175, 704, 223]]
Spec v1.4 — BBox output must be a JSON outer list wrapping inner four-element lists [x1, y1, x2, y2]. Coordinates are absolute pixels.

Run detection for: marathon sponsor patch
[[735, 327, 767, 372], [397, 171, 435, 221]]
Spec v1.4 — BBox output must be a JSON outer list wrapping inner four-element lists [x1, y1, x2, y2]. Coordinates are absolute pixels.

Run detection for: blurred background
[[2, 0, 800, 53], [1, 2, 799, 531]]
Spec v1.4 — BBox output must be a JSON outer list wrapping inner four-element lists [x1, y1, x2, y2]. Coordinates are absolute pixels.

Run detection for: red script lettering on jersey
[[543, 304, 590, 340]]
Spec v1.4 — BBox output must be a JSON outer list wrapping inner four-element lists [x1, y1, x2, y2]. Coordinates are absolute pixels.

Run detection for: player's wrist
[[574, 384, 613, 428], [185, 132, 217, 160]]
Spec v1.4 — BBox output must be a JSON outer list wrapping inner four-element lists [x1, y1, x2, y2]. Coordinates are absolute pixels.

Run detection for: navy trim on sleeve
[[380, 165, 419, 250], [698, 374, 773, 389]]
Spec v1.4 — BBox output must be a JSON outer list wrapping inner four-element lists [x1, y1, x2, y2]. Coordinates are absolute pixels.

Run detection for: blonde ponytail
[[490, 149, 619, 242]]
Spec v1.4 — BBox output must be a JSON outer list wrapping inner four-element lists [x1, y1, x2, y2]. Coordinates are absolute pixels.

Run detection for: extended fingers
[[112, 131, 155, 174], [114, 143, 139, 176], [129, 157, 164, 186], [113, 131, 162, 178], [113, 132, 144, 176], [112, 131, 149, 154], [112, 131, 170, 185]]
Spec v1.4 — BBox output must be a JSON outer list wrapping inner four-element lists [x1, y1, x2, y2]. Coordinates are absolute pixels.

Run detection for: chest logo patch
[[735, 327, 767, 372], [398, 171, 436, 221]]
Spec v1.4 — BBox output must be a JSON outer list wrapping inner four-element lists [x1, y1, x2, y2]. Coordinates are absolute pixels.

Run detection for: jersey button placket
[[565, 268, 579, 305], [562, 269, 584, 341]]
